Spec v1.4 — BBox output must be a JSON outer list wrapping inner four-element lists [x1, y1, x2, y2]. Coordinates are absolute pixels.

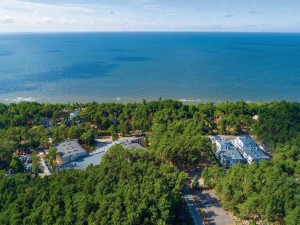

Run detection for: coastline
[[1, 96, 298, 105]]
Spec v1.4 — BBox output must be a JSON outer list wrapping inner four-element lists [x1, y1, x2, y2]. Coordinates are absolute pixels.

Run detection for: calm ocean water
[[0, 32, 299, 103]]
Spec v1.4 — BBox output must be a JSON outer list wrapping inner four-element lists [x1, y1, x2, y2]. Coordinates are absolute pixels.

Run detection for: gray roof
[[121, 142, 144, 150], [56, 140, 87, 158], [234, 137, 270, 161], [58, 138, 143, 170], [215, 138, 244, 161], [59, 151, 106, 170], [221, 149, 244, 161]]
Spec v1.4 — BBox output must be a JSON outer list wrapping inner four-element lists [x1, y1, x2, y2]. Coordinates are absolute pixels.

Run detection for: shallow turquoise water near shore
[[0, 32, 299, 103]]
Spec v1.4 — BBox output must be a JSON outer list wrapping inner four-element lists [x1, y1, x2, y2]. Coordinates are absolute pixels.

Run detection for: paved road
[[199, 191, 232, 225], [183, 188, 204, 225]]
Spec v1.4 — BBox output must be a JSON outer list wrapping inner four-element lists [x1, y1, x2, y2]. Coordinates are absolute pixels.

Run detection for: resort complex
[[56, 140, 87, 164], [232, 136, 271, 164], [212, 136, 271, 167], [58, 137, 144, 170], [213, 136, 245, 168]]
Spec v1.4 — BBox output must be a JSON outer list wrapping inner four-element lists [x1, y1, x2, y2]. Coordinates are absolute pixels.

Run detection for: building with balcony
[[213, 136, 245, 168], [232, 136, 270, 164]]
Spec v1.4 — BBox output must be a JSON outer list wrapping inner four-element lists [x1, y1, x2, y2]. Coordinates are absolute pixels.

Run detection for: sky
[[0, 0, 300, 32]]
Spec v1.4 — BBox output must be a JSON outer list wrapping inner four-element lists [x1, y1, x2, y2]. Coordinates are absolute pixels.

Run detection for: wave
[[178, 99, 202, 103], [4, 97, 36, 102], [179, 99, 226, 104]]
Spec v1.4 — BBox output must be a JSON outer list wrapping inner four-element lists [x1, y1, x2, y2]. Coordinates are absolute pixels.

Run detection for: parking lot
[[199, 190, 232, 225]]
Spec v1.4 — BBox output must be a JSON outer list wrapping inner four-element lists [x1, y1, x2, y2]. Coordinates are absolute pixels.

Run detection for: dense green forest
[[0, 145, 191, 225], [0, 99, 258, 170], [203, 101, 300, 224], [0, 99, 247, 170], [0, 100, 300, 224]]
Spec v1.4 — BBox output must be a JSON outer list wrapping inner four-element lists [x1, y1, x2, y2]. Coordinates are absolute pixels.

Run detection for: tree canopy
[[0, 145, 190, 225], [1, 100, 300, 224], [202, 101, 300, 224]]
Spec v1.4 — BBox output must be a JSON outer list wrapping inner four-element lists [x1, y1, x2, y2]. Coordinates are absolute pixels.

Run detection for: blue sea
[[0, 32, 299, 103]]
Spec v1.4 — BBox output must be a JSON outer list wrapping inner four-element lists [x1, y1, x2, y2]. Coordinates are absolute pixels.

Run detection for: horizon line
[[0, 30, 300, 35]]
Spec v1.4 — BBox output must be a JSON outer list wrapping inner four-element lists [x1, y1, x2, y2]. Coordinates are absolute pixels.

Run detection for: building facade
[[56, 140, 87, 164], [232, 136, 270, 164], [214, 136, 245, 168]]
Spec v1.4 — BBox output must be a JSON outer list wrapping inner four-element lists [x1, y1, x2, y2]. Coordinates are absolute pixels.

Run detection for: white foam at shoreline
[[179, 99, 202, 103], [4, 97, 36, 102]]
